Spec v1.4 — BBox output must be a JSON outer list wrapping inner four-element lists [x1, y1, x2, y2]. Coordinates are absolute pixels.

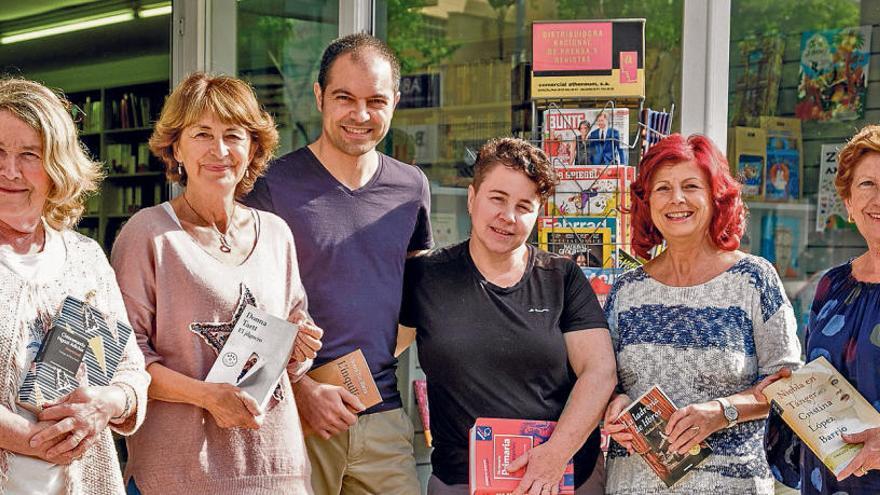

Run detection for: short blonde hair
[[836, 125, 880, 201], [0, 77, 102, 230], [149, 73, 279, 198]]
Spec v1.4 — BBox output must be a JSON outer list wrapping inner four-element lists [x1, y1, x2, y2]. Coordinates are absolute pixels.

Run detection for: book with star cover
[[18, 296, 133, 413], [469, 417, 574, 494], [763, 356, 880, 476], [612, 385, 712, 487], [204, 304, 299, 409]]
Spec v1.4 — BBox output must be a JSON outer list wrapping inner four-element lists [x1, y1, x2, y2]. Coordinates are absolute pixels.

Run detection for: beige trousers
[[305, 408, 420, 495]]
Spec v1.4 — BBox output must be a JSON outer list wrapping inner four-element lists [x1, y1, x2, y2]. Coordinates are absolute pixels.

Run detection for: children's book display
[[764, 356, 880, 477], [204, 304, 299, 409], [469, 417, 574, 494], [816, 143, 853, 232], [19, 296, 133, 413], [612, 385, 712, 487]]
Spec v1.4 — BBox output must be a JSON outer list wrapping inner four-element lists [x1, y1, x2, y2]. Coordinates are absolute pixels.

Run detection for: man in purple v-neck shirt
[[244, 34, 431, 495]]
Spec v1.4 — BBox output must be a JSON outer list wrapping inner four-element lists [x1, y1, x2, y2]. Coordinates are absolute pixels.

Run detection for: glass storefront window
[[375, 0, 684, 248], [727, 0, 871, 336], [0, 1, 172, 250], [237, 0, 340, 155]]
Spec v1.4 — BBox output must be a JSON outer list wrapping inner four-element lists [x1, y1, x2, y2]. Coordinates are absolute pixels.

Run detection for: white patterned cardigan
[[603, 255, 802, 495], [0, 229, 149, 495]]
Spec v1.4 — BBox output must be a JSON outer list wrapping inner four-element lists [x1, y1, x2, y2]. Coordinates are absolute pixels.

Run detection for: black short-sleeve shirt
[[400, 240, 609, 487]]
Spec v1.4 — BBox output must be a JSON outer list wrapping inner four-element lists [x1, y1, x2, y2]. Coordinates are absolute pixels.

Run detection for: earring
[[848, 213, 854, 223], [177, 163, 187, 178]]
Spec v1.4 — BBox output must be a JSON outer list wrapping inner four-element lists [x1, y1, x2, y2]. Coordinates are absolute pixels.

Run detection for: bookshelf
[[69, 80, 169, 252]]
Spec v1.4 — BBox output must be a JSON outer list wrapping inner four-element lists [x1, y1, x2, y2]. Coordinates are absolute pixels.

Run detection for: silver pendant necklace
[[182, 193, 235, 253]]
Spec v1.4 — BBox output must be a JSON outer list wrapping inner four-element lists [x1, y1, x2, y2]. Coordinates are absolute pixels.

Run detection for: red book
[[469, 418, 574, 495]]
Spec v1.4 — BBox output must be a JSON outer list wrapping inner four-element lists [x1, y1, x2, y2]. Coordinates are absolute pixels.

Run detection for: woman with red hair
[[601, 134, 801, 494]]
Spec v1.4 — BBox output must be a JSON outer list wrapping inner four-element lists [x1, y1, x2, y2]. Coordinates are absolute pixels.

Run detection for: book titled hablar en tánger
[[469, 417, 574, 495], [763, 356, 880, 476], [613, 385, 712, 487], [204, 304, 299, 409]]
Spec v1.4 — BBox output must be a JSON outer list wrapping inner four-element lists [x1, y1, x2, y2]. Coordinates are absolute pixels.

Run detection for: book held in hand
[[613, 385, 711, 487], [469, 417, 574, 495], [204, 304, 299, 409], [307, 349, 382, 410], [18, 296, 133, 413], [763, 356, 880, 476]]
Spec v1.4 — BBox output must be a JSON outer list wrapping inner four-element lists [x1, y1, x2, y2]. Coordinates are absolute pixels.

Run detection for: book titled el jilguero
[[204, 304, 299, 409], [469, 418, 574, 495], [613, 386, 711, 487], [18, 296, 133, 413], [764, 356, 880, 476]]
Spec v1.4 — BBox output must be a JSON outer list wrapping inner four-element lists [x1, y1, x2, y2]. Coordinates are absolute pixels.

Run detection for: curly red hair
[[630, 134, 745, 259]]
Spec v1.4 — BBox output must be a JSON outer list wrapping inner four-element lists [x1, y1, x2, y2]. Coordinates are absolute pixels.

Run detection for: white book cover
[[205, 304, 299, 409]]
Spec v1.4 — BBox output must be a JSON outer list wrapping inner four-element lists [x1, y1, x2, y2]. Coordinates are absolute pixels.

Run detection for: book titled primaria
[[763, 356, 880, 476], [204, 304, 299, 409], [18, 296, 133, 413], [613, 386, 711, 487], [469, 417, 574, 495]]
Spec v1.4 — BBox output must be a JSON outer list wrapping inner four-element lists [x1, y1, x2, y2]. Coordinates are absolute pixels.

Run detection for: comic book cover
[[469, 418, 574, 495], [545, 166, 634, 218], [760, 117, 802, 201], [542, 109, 630, 167], [613, 386, 712, 487], [797, 26, 872, 122]]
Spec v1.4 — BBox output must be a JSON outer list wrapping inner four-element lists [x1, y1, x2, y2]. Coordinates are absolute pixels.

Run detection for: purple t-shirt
[[244, 147, 433, 412]]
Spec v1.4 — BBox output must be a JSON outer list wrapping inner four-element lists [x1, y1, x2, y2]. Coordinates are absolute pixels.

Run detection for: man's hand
[[507, 441, 569, 495], [293, 376, 365, 439]]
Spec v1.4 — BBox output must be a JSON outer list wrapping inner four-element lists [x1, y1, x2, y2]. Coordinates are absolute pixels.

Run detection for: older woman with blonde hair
[[111, 72, 322, 495], [761, 124, 880, 494], [0, 77, 149, 494]]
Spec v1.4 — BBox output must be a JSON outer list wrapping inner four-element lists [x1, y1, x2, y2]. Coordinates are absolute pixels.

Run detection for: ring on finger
[[689, 425, 700, 431], [859, 467, 869, 476]]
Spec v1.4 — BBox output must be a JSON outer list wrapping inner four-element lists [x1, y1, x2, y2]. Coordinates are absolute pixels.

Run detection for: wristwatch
[[715, 397, 739, 428]]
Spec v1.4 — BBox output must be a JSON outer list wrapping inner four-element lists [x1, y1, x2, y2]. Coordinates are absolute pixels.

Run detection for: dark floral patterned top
[[766, 261, 880, 494]]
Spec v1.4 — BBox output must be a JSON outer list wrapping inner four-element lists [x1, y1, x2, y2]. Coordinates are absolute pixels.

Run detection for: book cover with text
[[469, 417, 574, 494]]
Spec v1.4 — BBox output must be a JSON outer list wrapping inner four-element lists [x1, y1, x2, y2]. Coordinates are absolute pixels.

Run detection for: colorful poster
[[730, 35, 784, 127], [816, 143, 853, 232], [542, 108, 629, 167], [531, 20, 645, 99], [797, 26, 872, 122]]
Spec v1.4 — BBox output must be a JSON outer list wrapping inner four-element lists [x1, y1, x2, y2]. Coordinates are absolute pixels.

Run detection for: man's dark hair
[[318, 33, 401, 92]]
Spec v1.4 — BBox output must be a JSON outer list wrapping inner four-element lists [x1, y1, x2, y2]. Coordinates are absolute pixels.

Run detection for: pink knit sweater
[[111, 204, 312, 495]]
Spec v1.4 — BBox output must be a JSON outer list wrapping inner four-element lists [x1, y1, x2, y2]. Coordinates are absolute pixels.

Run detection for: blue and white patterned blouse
[[604, 255, 802, 494], [767, 261, 880, 494]]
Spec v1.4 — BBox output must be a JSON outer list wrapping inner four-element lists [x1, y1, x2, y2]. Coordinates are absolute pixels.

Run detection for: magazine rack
[[530, 97, 674, 303]]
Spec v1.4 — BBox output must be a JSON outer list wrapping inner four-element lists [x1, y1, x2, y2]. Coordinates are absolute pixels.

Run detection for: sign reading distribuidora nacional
[[531, 19, 645, 99]]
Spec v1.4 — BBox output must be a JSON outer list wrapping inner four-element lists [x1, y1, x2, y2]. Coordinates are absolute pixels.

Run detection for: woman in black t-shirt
[[401, 137, 616, 495]]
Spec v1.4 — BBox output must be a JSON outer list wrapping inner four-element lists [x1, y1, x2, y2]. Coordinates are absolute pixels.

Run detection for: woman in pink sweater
[[111, 73, 322, 494]]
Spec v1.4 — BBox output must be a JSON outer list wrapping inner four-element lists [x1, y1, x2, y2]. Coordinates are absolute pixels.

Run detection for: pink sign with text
[[533, 22, 613, 72], [620, 51, 638, 83]]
